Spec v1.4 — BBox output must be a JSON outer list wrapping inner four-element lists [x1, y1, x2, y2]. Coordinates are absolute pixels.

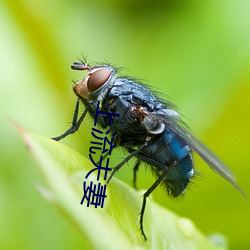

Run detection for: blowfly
[[52, 60, 246, 240]]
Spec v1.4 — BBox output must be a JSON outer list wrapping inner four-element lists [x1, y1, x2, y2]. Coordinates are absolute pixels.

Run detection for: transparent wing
[[170, 122, 247, 198], [148, 110, 247, 198]]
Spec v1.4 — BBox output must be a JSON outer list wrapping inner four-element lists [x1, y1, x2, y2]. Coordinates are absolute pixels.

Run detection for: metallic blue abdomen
[[137, 128, 193, 197]]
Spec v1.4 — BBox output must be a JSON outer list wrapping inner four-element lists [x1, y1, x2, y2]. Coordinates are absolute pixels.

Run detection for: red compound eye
[[87, 68, 111, 92]]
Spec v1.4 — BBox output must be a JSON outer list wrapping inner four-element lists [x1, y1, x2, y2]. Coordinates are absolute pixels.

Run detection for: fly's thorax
[[73, 63, 117, 102]]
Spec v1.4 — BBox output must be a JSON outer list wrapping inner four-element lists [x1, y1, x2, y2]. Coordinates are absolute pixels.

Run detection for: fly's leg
[[52, 99, 89, 141], [133, 160, 141, 189], [107, 143, 146, 184], [127, 147, 141, 189], [140, 172, 166, 240], [88, 100, 108, 129]]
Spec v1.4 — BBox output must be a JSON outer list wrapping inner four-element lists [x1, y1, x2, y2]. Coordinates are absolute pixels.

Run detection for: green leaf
[[18, 127, 226, 250]]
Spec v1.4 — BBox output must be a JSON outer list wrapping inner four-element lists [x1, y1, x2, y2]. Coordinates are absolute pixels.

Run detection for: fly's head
[[72, 61, 116, 100]]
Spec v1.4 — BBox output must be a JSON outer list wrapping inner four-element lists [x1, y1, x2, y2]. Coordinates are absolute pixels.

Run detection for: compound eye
[[87, 68, 111, 92]]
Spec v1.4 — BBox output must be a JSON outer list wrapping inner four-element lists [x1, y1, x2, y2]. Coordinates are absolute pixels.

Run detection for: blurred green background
[[1, 0, 250, 249]]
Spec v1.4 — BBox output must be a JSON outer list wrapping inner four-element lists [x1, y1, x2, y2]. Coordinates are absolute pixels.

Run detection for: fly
[[52, 60, 247, 240]]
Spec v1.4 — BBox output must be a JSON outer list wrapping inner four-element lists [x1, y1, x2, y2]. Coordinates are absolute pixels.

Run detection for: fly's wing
[[182, 131, 248, 198], [150, 110, 247, 198]]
